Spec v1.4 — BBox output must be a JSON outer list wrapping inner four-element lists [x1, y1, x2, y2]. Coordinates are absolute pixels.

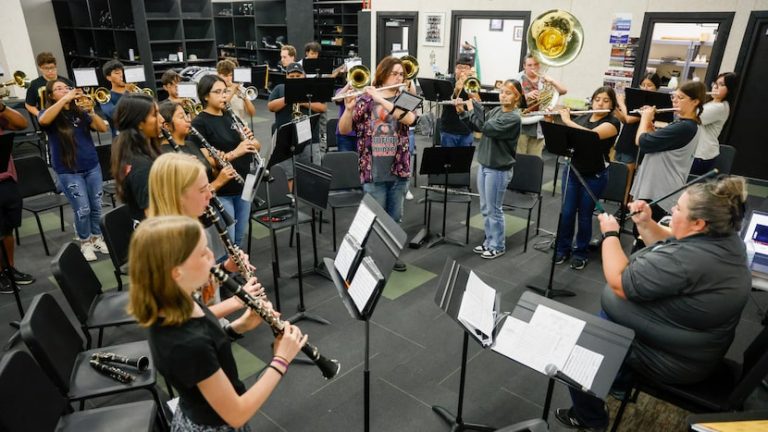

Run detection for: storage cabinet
[[313, 1, 363, 67]]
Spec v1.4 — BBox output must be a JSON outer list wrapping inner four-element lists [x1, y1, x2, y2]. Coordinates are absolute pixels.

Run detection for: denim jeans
[[477, 165, 513, 252], [217, 195, 251, 249], [363, 178, 409, 222], [440, 132, 474, 147], [336, 134, 357, 152], [556, 166, 608, 260], [57, 165, 103, 240]]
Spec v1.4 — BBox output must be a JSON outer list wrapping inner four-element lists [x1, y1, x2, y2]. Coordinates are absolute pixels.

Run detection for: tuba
[[525, 10, 583, 112]]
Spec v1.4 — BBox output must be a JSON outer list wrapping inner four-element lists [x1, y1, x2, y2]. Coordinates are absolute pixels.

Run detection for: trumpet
[[0, 71, 30, 89], [126, 83, 154, 97], [78, 87, 111, 104], [233, 85, 258, 101]]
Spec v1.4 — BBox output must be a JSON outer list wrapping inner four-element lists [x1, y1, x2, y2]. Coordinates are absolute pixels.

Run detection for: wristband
[[272, 357, 289, 369], [266, 364, 284, 377], [273, 354, 289, 363], [223, 323, 243, 341], [602, 231, 620, 240]]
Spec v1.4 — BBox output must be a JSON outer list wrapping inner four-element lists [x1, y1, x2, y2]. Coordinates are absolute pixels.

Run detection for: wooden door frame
[[376, 11, 418, 62]]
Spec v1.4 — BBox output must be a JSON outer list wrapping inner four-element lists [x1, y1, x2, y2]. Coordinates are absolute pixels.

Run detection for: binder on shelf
[[347, 256, 385, 317]]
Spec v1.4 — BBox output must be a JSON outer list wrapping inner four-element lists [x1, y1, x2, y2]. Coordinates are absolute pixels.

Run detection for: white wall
[[371, 0, 768, 100], [458, 18, 524, 86], [21, 0, 67, 77], [0, 0, 37, 99]]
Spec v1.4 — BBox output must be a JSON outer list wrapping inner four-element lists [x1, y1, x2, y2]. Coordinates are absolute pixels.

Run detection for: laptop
[[742, 210, 768, 278]]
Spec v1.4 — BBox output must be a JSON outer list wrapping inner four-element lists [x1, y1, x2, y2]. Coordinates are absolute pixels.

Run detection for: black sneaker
[[393, 260, 407, 272], [0, 274, 16, 294], [554, 408, 607, 432], [555, 254, 569, 265], [10, 268, 35, 285], [570, 257, 588, 270]]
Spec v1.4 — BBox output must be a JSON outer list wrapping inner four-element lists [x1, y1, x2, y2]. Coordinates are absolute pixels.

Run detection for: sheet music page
[[295, 118, 312, 144], [73, 68, 99, 87], [177, 82, 197, 98], [349, 204, 376, 244], [234, 67, 252, 83], [457, 271, 496, 345], [562, 345, 604, 390], [334, 235, 360, 281], [348, 260, 380, 313], [491, 305, 585, 374], [123, 65, 146, 83]]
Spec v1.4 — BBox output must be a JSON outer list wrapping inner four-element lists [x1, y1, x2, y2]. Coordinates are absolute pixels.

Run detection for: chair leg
[[97, 328, 104, 347], [465, 203, 470, 244], [115, 270, 123, 292], [523, 211, 531, 253], [426, 201, 432, 232], [83, 327, 93, 349], [318, 211, 323, 234], [332, 208, 337, 252], [552, 158, 559, 197], [289, 225, 295, 247], [149, 388, 170, 430], [165, 375, 175, 398], [610, 389, 634, 432], [423, 193, 428, 224], [14, 227, 20, 246], [34, 213, 50, 256], [59, 206, 65, 231], [271, 229, 281, 278], [536, 197, 542, 233]]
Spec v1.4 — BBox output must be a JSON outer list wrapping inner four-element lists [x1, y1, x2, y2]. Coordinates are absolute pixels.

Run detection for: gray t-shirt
[[601, 232, 750, 384], [631, 119, 699, 212]]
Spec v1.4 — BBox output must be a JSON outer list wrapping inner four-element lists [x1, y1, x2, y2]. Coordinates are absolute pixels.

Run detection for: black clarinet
[[189, 126, 245, 184], [89, 358, 135, 383], [160, 127, 181, 152], [201, 206, 257, 283], [91, 352, 150, 371], [211, 267, 340, 380], [225, 105, 269, 178]]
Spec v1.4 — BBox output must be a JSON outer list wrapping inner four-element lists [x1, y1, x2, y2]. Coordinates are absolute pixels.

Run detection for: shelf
[[257, 48, 281, 52], [652, 39, 714, 47], [235, 46, 258, 50], [187, 58, 217, 63], [648, 58, 709, 68], [150, 39, 182, 44], [185, 39, 215, 43], [233, 15, 255, 18], [256, 24, 286, 27], [182, 16, 212, 20], [146, 17, 180, 21]]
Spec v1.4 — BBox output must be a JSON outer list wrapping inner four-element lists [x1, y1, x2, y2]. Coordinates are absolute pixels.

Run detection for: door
[[376, 12, 418, 62], [725, 11, 768, 180]]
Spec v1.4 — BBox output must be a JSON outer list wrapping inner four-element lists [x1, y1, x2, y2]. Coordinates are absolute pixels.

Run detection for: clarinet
[[211, 267, 340, 380], [188, 126, 245, 185], [91, 352, 150, 371], [160, 127, 180, 152], [201, 205, 256, 281], [89, 358, 135, 383], [225, 104, 269, 177]]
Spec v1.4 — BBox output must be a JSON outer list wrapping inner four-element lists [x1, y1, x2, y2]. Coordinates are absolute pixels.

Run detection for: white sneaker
[[80, 241, 97, 262], [91, 236, 110, 254], [405, 190, 414, 200]]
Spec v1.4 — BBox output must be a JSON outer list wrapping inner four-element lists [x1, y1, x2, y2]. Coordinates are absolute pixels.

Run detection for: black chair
[[713, 144, 736, 175], [248, 165, 314, 277], [95, 144, 117, 207], [503, 154, 544, 253], [51, 242, 136, 348], [0, 350, 157, 432], [325, 118, 338, 152], [552, 155, 563, 197], [320, 151, 364, 251], [13, 155, 69, 255], [100, 205, 134, 291], [19, 293, 168, 426], [599, 161, 631, 234], [10, 105, 48, 161], [610, 325, 768, 432], [424, 172, 472, 245]]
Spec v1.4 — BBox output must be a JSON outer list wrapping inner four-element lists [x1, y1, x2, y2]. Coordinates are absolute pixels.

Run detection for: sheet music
[[177, 82, 197, 98], [334, 234, 361, 281], [457, 271, 496, 346], [348, 258, 381, 313], [234, 67, 252, 83], [295, 118, 312, 144], [562, 345, 603, 390], [491, 305, 585, 374], [349, 204, 376, 245], [123, 65, 146, 83], [73, 68, 98, 87]]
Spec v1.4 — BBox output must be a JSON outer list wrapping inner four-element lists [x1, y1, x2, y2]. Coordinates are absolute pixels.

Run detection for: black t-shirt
[[439, 80, 471, 136], [123, 154, 154, 222], [25, 76, 74, 110], [614, 121, 639, 160], [160, 140, 215, 181], [149, 301, 245, 427], [571, 114, 621, 176], [191, 112, 249, 196]]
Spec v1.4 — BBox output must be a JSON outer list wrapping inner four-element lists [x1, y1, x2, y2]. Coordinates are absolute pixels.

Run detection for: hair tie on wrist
[[272, 357, 289, 369], [267, 364, 284, 377]]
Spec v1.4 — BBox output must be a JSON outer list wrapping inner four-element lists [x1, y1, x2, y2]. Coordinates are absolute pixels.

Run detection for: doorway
[[376, 12, 418, 62]]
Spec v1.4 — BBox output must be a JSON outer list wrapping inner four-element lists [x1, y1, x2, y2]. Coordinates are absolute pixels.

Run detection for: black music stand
[[292, 161, 333, 282], [302, 58, 334, 77], [413, 146, 475, 249], [285, 77, 335, 162], [324, 194, 407, 432], [271, 121, 330, 326], [432, 259, 499, 432], [419, 78, 455, 146], [527, 122, 602, 298], [504, 292, 634, 422], [625, 87, 674, 123]]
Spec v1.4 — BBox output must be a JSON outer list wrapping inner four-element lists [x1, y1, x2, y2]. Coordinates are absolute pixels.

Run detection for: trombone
[[126, 83, 154, 97], [0, 71, 30, 89], [180, 98, 203, 115]]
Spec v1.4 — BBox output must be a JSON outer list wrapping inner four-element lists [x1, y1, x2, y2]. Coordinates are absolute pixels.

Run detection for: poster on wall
[[610, 13, 632, 44], [604, 37, 639, 95], [424, 12, 445, 46]]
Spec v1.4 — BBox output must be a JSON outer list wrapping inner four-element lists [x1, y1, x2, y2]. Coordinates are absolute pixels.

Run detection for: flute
[[188, 126, 245, 185], [523, 109, 612, 117], [211, 267, 340, 380], [629, 107, 679, 115], [331, 83, 405, 101]]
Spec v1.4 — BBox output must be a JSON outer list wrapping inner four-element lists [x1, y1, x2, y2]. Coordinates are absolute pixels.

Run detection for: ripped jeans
[[57, 165, 104, 240]]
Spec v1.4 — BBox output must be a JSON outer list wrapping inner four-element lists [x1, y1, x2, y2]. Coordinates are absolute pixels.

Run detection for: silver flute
[[188, 126, 245, 184]]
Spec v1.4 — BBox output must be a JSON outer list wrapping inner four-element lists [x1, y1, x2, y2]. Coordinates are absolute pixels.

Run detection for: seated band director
[[556, 176, 752, 431]]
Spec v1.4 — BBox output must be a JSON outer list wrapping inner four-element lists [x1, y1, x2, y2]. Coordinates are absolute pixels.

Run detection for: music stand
[[419, 78, 455, 146], [285, 77, 335, 163], [432, 259, 498, 432], [625, 87, 674, 123], [527, 122, 602, 298], [302, 58, 334, 76], [478, 91, 500, 103], [416, 146, 475, 248], [324, 194, 407, 432], [292, 161, 333, 282]]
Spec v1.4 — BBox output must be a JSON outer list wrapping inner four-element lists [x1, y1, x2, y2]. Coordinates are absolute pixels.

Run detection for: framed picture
[[489, 19, 504, 32], [514, 26, 523, 41], [424, 12, 445, 46]]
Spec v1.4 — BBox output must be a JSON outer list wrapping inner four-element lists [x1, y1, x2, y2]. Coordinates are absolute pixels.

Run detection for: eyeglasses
[[40, 65, 57, 71], [210, 89, 232, 95]]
